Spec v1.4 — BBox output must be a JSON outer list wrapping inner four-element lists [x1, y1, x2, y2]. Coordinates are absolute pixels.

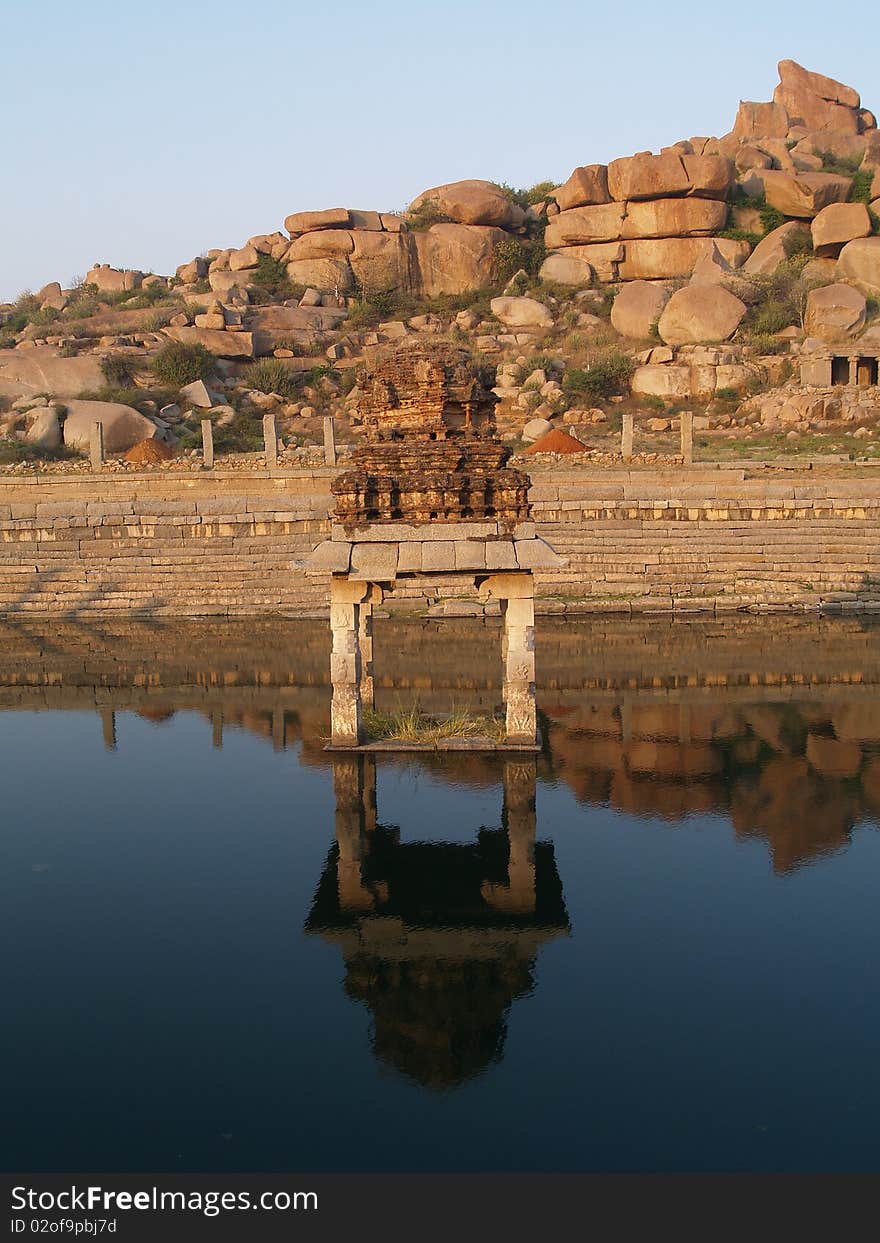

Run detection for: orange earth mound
[[524, 428, 587, 454], [124, 438, 174, 466]]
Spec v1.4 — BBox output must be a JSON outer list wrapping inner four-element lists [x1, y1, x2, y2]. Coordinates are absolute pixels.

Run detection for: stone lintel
[[514, 536, 567, 569], [305, 539, 352, 574], [349, 543, 399, 581]]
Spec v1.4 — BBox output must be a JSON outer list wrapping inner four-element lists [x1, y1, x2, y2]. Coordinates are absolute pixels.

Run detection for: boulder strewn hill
[[1, 59, 879, 465]]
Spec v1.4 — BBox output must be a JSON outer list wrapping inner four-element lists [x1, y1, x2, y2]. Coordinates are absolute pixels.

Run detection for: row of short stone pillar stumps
[[86, 414, 340, 470], [86, 413, 693, 471], [620, 410, 693, 465]]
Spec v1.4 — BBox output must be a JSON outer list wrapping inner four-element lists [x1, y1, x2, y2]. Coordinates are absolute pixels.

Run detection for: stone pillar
[[90, 422, 104, 472], [330, 576, 365, 745], [201, 418, 214, 469], [621, 412, 634, 461], [358, 597, 374, 711], [849, 356, 859, 386], [680, 410, 693, 466], [263, 413, 278, 467], [323, 415, 337, 466], [333, 756, 374, 910], [501, 590, 536, 745]]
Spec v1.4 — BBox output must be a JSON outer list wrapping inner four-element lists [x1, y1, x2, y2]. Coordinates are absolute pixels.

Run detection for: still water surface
[[2, 615, 879, 1171]]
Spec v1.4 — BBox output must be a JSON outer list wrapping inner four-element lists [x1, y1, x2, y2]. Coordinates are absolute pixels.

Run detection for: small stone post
[[263, 413, 278, 467], [90, 422, 104, 472], [621, 411, 634, 461], [680, 410, 694, 466], [330, 576, 364, 746], [323, 415, 337, 466], [501, 589, 537, 745], [201, 418, 214, 469]]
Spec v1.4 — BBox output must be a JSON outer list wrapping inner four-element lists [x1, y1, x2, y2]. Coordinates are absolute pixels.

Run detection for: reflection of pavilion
[[305, 756, 569, 1090]]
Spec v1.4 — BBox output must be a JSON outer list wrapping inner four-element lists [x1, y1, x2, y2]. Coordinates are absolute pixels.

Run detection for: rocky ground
[[2, 57, 879, 476]]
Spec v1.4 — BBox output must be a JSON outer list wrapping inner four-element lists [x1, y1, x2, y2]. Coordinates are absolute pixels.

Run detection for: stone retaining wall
[[2, 465, 880, 616]]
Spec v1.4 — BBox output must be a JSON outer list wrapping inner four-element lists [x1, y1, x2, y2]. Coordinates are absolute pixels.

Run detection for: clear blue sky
[[1, 0, 874, 301]]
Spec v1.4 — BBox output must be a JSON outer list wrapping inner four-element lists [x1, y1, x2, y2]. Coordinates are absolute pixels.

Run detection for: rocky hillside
[[1, 59, 879, 468]]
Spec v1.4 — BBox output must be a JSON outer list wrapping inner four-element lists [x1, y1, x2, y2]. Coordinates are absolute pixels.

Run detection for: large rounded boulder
[[62, 401, 161, 454], [804, 283, 867, 341], [408, 180, 525, 230], [836, 237, 880, 295], [657, 285, 747, 346], [611, 280, 670, 339]]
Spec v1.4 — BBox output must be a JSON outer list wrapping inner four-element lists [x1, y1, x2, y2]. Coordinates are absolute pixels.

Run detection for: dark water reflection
[[2, 615, 880, 1171]]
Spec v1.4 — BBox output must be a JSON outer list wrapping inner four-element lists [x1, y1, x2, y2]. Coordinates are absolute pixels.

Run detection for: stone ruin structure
[[307, 341, 563, 747], [332, 343, 530, 527], [801, 344, 880, 390]]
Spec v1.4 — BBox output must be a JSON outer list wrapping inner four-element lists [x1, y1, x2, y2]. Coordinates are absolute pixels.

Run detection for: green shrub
[[151, 340, 216, 387], [493, 235, 546, 283], [101, 355, 139, 386], [249, 254, 294, 300], [715, 387, 740, 402], [492, 180, 559, 210], [563, 349, 635, 400], [741, 255, 814, 336], [244, 358, 299, 399], [759, 203, 786, 234], [211, 411, 266, 454], [849, 169, 875, 206], [77, 385, 175, 409], [406, 198, 452, 231], [719, 227, 762, 246], [0, 441, 78, 465]]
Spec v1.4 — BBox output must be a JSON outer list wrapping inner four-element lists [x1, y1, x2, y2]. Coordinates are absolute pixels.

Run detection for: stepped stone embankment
[[3, 465, 880, 617]]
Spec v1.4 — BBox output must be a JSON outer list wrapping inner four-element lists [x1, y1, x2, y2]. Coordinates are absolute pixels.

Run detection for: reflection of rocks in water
[[306, 757, 568, 1090], [5, 614, 880, 873], [545, 696, 879, 873], [731, 757, 860, 874]]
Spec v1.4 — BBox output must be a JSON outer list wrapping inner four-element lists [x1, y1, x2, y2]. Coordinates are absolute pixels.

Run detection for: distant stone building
[[800, 344, 880, 389]]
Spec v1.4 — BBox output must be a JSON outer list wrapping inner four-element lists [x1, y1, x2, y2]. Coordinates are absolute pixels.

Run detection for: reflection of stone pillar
[[272, 709, 285, 752], [211, 710, 223, 749], [330, 577, 364, 745], [504, 758, 537, 912], [502, 592, 537, 744], [333, 756, 374, 910], [483, 758, 537, 913], [100, 709, 117, 751]]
